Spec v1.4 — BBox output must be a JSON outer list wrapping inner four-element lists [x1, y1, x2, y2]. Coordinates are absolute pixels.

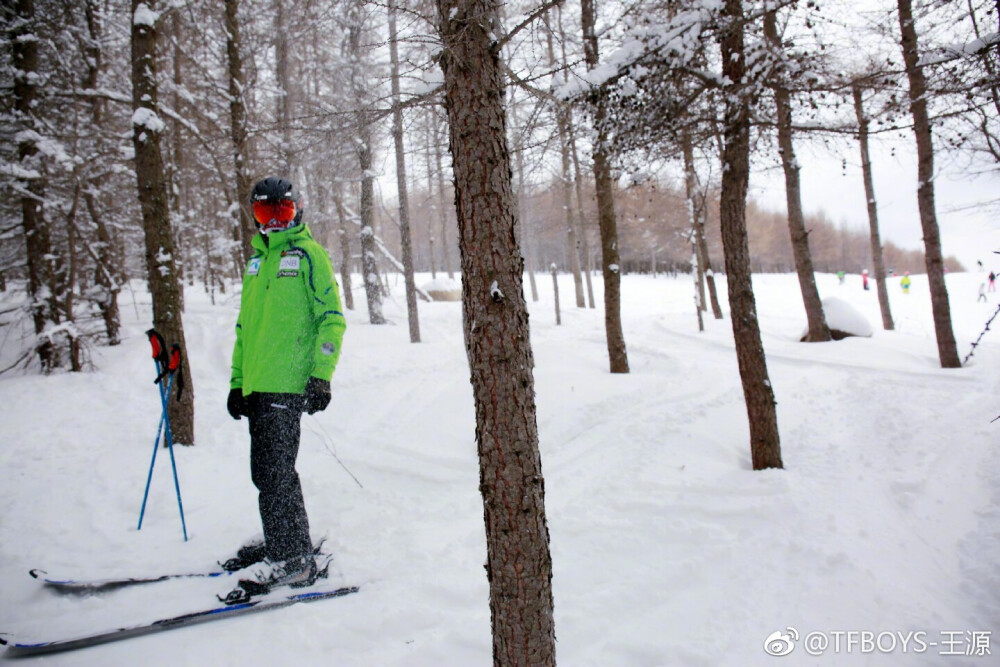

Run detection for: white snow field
[[0, 269, 997, 666]]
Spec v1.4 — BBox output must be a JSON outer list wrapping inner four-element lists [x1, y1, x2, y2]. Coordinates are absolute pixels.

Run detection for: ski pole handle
[[146, 329, 169, 383], [169, 343, 185, 401]]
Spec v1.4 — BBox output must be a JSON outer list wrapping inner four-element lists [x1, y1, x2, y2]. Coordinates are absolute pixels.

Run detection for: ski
[[28, 567, 229, 591], [28, 539, 329, 592], [0, 585, 359, 656]]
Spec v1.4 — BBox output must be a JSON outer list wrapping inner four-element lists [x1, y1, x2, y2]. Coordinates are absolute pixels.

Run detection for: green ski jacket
[[230, 224, 346, 396]]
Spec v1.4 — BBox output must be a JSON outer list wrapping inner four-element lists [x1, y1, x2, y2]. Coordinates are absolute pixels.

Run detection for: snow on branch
[[919, 32, 1000, 68], [132, 107, 165, 133], [555, 5, 720, 101]]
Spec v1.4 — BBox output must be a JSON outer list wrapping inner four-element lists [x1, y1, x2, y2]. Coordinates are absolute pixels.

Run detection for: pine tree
[[130, 0, 195, 444], [436, 0, 556, 663]]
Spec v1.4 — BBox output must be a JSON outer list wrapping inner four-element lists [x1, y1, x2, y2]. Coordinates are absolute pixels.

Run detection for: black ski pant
[[246, 393, 312, 562]]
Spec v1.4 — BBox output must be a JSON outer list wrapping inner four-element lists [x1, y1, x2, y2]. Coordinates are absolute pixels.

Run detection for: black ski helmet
[[250, 176, 304, 228]]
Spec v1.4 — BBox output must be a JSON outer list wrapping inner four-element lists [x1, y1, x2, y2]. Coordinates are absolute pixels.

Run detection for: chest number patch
[[277, 255, 300, 278]]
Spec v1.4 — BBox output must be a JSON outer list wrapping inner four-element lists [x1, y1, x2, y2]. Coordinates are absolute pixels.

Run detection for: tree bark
[[275, 0, 293, 174], [13, 0, 59, 371], [544, 11, 584, 308], [896, 0, 961, 368], [333, 184, 355, 311], [82, 0, 122, 346], [388, 0, 420, 342], [436, 1, 556, 664], [852, 85, 894, 331], [347, 6, 385, 324], [131, 0, 195, 444], [581, 0, 629, 373], [558, 4, 595, 309], [224, 0, 255, 265], [432, 108, 456, 280], [681, 131, 705, 331], [509, 91, 539, 303], [764, 12, 830, 343], [720, 0, 782, 470]]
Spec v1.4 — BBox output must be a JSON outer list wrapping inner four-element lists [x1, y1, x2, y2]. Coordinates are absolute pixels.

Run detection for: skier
[[226, 176, 346, 592], [900, 271, 911, 294], [862, 269, 869, 291], [989, 271, 996, 292], [979, 283, 988, 303], [837, 270, 845, 285]]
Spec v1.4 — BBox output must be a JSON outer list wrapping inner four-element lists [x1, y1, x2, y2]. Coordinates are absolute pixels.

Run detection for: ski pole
[[138, 330, 188, 541], [138, 329, 170, 532], [163, 343, 188, 542], [137, 365, 173, 531]]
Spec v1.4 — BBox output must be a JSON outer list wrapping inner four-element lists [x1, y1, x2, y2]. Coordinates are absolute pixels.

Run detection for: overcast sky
[[750, 131, 1000, 273]]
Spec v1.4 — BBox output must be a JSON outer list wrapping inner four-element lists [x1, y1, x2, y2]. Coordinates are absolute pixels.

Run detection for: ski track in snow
[[0, 270, 997, 666]]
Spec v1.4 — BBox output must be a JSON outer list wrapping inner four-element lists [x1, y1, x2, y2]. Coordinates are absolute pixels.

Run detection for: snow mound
[[423, 277, 461, 302], [802, 296, 873, 340]]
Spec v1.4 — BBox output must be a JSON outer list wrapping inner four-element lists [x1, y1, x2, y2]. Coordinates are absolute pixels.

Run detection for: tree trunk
[[131, 0, 195, 445], [424, 115, 439, 279], [558, 4, 595, 310], [720, 0, 782, 470], [347, 7, 385, 324], [896, 0, 961, 368], [764, 12, 830, 343], [13, 0, 60, 371], [544, 12, 584, 308], [432, 108, 455, 280], [852, 85, 894, 331], [275, 0, 293, 174], [333, 184, 355, 311], [581, 0, 629, 373], [82, 0, 122, 346], [388, 0, 420, 343], [696, 205, 723, 320], [509, 92, 539, 303], [436, 2, 556, 664], [681, 131, 705, 332], [224, 0, 255, 265]]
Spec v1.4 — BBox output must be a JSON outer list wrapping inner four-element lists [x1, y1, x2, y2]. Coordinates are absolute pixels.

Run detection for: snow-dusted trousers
[[246, 393, 312, 562]]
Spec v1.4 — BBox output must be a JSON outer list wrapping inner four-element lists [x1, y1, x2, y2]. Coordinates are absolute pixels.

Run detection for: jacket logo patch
[[321, 342, 336, 356], [247, 258, 261, 275], [280, 256, 300, 271]]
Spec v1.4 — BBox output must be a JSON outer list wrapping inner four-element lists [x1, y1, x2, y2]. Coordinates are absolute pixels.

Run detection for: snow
[[133, 4, 159, 28], [809, 296, 874, 338], [131, 107, 165, 134], [421, 277, 460, 292], [0, 270, 997, 664]]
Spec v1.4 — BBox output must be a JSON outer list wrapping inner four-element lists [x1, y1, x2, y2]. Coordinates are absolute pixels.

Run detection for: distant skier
[[989, 271, 996, 292], [862, 269, 870, 291], [900, 272, 911, 294], [226, 176, 347, 592], [837, 270, 846, 285], [979, 283, 988, 303]]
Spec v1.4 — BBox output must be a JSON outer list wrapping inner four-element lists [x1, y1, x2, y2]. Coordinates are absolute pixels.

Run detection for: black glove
[[304, 377, 331, 415], [227, 388, 248, 420]]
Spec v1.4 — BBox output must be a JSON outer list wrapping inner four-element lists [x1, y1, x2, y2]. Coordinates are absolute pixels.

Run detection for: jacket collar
[[252, 223, 313, 254]]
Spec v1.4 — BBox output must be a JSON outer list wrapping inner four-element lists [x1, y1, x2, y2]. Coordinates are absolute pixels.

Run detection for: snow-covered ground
[[0, 269, 997, 665]]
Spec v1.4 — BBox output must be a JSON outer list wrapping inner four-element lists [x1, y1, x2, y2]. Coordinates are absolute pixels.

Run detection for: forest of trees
[[3, 1, 997, 663], [2, 0, 987, 374]]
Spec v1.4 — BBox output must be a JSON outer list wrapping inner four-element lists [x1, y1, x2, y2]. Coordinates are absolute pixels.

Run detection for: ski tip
[[29, 569, 46, 580], [0, 633, 9, 646]]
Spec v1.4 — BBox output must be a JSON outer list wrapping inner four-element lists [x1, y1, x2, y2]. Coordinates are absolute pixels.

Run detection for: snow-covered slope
[[0, 270, 996, 665]]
